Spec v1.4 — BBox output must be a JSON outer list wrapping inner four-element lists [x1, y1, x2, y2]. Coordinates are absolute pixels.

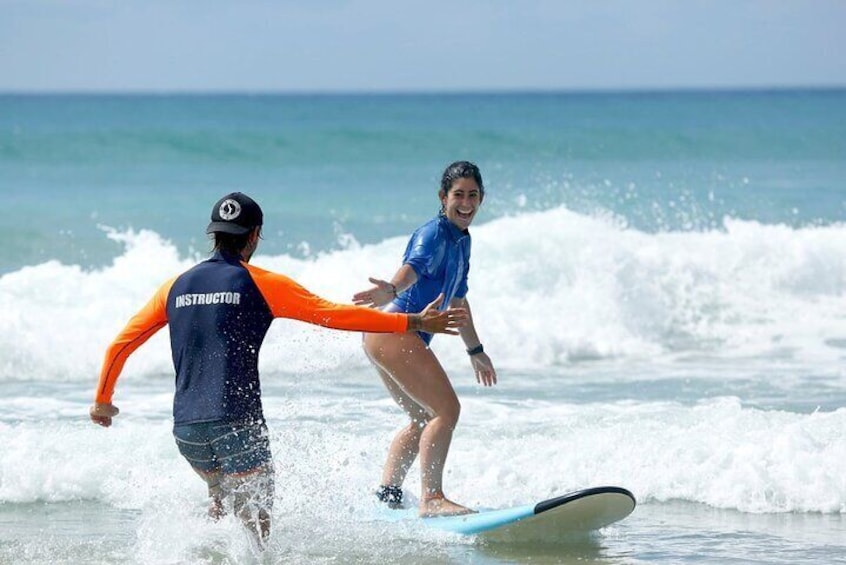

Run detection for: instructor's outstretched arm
[[407, 294, 467, 335]]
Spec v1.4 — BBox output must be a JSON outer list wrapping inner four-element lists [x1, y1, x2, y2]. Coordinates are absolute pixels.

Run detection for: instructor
[[89, 192, 467, 545]]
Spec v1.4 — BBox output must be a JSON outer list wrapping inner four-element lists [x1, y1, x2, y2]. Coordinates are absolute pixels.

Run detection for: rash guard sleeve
[[94, 279, 173, 404], [404, 220, 445, 280], [246, 264, 408, 332]]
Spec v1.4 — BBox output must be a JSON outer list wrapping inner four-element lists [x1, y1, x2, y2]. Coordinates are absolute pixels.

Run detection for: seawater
[[0, 91, 844, 564]]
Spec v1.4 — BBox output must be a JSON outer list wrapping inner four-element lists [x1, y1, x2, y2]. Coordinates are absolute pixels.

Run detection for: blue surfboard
[[418, 486, 635, 542]]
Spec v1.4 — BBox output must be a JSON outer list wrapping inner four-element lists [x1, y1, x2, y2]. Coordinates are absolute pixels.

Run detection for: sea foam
[[1, 395, 843, 514], [1, 207, 845, 382]]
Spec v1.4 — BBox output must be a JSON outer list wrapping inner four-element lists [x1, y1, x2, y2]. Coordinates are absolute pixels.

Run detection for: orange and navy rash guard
[[95, 250, 408, 425]]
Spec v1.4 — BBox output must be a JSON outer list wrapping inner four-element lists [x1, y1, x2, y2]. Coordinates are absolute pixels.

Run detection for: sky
[[1, 0, 844, 93]]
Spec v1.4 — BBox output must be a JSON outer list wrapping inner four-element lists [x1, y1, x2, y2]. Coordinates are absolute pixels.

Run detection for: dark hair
[[440, 161, 484, 196], [212, 227, 261, 255]]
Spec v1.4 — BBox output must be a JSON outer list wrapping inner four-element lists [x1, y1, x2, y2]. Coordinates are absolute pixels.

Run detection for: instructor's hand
[[89, 402, 120, 427], [409, 293, 468, 335]]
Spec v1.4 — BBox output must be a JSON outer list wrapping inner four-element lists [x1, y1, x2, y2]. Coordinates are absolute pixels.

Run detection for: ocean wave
[[1, 397, 842, 514], [1, 207, 845, 382]]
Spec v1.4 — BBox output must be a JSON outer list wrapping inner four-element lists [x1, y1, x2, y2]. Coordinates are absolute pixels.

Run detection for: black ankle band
[[376, 485, 403, 505]]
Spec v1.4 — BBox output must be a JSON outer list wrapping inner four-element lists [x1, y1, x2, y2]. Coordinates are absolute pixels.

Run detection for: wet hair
[[212, 227, 261, 255], [440, 161, 484, 196]]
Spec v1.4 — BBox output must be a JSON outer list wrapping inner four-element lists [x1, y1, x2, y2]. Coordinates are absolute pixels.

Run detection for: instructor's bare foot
[[419, 494, 476, 518]]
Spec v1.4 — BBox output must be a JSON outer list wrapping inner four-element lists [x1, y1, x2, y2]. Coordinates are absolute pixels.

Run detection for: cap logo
[[219, 199, 242, 221]]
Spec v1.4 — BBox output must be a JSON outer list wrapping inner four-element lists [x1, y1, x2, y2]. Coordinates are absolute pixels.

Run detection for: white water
[[3, 207, 846, 381], [1, 207, 844, 563]]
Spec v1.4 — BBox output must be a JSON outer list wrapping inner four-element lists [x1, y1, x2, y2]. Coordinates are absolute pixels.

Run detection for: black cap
[[206, 192, 263, 235]]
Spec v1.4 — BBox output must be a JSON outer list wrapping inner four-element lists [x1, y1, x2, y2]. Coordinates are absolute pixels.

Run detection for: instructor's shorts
[[173, 420, 271, 475]]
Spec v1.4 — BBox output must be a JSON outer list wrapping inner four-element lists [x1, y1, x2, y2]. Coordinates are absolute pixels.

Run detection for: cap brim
[[206, 221, 253, 235]]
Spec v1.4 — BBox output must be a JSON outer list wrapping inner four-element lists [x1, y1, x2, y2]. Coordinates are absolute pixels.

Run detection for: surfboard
[[419, 486, 635, 542]]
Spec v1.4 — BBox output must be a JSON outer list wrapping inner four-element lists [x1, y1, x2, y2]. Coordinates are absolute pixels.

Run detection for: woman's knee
[[434, 398, 461, 429], [407, 416, 429, 437]]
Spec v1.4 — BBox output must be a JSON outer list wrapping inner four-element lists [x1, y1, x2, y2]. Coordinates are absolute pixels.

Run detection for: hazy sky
[[1, 0, 844, 92]]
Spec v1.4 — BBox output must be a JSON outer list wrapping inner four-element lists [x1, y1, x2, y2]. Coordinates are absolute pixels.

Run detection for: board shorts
[[173, 420, 271, 475]]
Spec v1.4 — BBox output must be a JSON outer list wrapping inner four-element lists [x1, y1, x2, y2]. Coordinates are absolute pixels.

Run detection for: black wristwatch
[[466, 344, 484, 356]]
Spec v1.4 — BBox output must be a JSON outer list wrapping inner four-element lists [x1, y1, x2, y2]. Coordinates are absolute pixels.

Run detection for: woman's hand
[[352, 277, 397, 308], [471, 353, 497, 387]]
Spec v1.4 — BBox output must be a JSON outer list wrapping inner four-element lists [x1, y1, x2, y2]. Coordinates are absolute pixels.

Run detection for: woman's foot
[[419, 494, 476, 517]]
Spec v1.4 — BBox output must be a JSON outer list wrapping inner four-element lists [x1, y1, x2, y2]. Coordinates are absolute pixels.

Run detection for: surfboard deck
[[379, 486, 635, 542], [426, 486, 635, 542]]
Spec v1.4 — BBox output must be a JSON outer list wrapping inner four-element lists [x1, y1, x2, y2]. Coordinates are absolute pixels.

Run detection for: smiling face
[[440, 176, 483, 231]]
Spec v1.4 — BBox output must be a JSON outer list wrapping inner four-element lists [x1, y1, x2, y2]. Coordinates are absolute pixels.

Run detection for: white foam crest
[[244, 209, 846, 374], [0, 228, 195, 382], [2, 209, 846, 382], [453, 396, 846, 514], [461, 209, 846, 368], [1, 397, 842, 515], [0, 419, 188, 506]]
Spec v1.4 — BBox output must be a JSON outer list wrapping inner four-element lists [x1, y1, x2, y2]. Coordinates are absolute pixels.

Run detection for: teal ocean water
[[1, 91, 845, 564]]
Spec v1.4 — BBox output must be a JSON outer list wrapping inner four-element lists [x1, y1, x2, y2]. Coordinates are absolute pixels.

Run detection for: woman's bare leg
[[372, 364, 429, 488], [365, 332, 474, 517]]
